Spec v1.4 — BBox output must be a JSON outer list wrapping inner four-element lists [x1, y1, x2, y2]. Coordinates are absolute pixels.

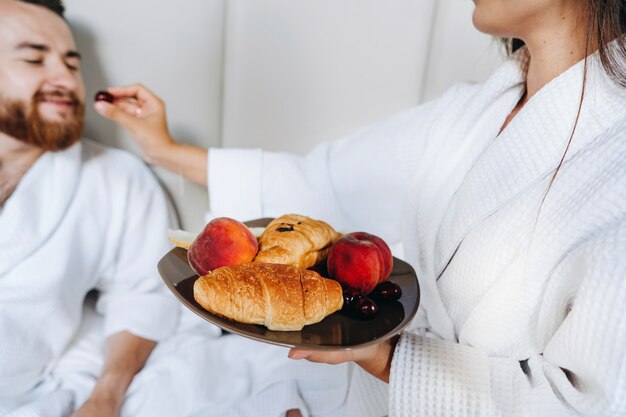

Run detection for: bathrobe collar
[[0, 142, 82, 276], [434, 48, 626, 279]]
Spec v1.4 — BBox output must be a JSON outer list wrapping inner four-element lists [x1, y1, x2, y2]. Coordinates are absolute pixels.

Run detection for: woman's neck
[[522, 6, 589, 98], [0, 135, 43, 206], [498, 5, 590, 133]]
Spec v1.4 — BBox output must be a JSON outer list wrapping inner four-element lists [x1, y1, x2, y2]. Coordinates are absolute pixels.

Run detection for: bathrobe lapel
[[0, 143, 82, 276], [434, 55, 626, 280], [402, 52, 528, 339]]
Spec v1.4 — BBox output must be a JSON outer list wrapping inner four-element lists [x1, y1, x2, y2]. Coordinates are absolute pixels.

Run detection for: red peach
[[327, 232, 393, 295], [187, 217, 258, 275]]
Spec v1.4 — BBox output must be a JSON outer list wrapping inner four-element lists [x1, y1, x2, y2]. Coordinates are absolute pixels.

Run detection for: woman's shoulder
[[423, 82, 484, 114], [585, 113, 626, 163]]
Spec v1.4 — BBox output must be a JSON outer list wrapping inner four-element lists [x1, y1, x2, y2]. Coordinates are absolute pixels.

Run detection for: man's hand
[[72, 331, 156, 416], [71, 393, 121, 417], [288, 335, 400, 383]]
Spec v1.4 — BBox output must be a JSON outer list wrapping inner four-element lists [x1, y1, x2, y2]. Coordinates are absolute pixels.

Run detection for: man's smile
[[37, 95, 79, 110]]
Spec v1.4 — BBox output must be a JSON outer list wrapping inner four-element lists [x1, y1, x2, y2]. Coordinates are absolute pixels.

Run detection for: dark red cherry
[[342, 289, 362, 310], [355, 297, 378, 319], [370, 281, 402, 302], [94, 91, 115, 103]]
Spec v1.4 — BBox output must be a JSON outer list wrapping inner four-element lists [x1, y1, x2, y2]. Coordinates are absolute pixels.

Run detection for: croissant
[[193, 263, 343, 331], [254, 214, 341, 269]]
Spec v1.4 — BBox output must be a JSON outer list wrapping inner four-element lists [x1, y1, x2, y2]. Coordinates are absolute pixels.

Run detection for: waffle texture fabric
[[0, 140, 177, 414]]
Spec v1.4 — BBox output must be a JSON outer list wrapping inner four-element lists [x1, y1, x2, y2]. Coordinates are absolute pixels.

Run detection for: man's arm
[[72, 331, 156, 417]]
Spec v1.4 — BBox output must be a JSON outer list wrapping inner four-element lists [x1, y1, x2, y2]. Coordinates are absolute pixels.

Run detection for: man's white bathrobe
[[206, 48, 626, 416], [0, 140, 178, 414], [0, 140, 350, 417]]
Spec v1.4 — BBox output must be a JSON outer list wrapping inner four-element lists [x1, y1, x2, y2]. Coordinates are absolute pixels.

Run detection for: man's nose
[[47, 57, 79, 90]]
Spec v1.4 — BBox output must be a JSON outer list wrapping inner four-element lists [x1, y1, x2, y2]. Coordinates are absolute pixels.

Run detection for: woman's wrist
[[143, 141, 208, 186], [355, 335, 400, 383], [144, 139, 179, 167]]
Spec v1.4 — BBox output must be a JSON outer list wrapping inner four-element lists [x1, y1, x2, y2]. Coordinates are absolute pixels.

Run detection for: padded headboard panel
[[66, 0, 502, 232]]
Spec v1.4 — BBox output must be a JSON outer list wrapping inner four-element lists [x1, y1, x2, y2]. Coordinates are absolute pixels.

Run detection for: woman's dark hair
[[505, 1, 626, 87], [18, 0, 65, 17], [588, 0, 626, 87]]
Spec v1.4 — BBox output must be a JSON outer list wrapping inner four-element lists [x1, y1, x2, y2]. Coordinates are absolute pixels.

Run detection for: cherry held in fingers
[[94, 91, 114, 103]]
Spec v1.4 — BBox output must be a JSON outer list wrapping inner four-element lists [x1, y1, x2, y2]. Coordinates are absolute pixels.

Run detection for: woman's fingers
[[94, 84, 167, 124], [94, 100, 139, 128], [288, 349, 354, 364], [94, 84, 163, 119], [288, 345, 376, 365], [106, 84, 163, 107], [114, 100, 142, 116], [288, 338, 397, 383]]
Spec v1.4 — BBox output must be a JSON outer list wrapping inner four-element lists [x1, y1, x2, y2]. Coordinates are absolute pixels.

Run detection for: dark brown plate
[[158, 218, 420, 350]]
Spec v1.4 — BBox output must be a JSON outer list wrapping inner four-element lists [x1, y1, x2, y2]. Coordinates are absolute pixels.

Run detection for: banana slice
[[167, 226, 266, 249], [247, 226, 266, 238], [167, 229, 198, 249]]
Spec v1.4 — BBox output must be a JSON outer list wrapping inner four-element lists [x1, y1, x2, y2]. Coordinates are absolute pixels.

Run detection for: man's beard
[[0, 91, 85, 152]]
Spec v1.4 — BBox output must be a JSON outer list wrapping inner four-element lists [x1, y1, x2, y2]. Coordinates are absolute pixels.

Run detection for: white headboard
[[65, 0, 502, 232]]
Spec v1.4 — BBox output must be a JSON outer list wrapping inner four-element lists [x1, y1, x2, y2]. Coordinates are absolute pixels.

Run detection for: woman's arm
[[149, 142, 207, 187], [94, 84, 208, 186]]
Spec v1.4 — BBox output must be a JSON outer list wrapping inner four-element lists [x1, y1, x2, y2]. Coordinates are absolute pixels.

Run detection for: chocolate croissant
[[193, 263, 343, 331], [254, 214, 341, 269]]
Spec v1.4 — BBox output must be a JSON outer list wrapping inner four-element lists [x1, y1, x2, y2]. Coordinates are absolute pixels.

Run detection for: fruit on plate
[[327, 232, 393, 295], [342, 290, 379, 320], [370, 281, 402, 302], [188, 217, 259, 275]]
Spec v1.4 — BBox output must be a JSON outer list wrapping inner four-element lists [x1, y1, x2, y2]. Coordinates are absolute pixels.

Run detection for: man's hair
[[18, 0, 65, 17]]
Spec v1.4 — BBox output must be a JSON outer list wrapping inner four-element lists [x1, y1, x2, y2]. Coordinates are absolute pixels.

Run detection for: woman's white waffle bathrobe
[[206, 49, 626, 416]]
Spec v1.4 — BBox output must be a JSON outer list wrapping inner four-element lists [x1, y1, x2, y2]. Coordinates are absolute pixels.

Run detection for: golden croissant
[[254, 214, 341, 269], [193, 263, 343, 331]]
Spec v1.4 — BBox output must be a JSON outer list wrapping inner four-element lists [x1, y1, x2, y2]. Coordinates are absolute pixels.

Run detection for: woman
[[96, 1, 626, 416]]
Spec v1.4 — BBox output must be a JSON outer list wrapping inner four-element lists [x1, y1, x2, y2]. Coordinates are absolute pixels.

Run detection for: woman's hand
[[94, 84, 175, 164], [94, 84, 209, 186], [288, 335, 399, 383]]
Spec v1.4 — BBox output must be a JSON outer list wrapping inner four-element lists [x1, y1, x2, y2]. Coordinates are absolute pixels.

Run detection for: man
[[0, 1, 182, 415]]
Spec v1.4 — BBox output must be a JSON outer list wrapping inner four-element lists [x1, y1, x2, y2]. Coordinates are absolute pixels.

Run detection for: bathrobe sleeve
[[94, 150, 179, 342], [206, 87, 464, 245], [389, 219, 626, 417]]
